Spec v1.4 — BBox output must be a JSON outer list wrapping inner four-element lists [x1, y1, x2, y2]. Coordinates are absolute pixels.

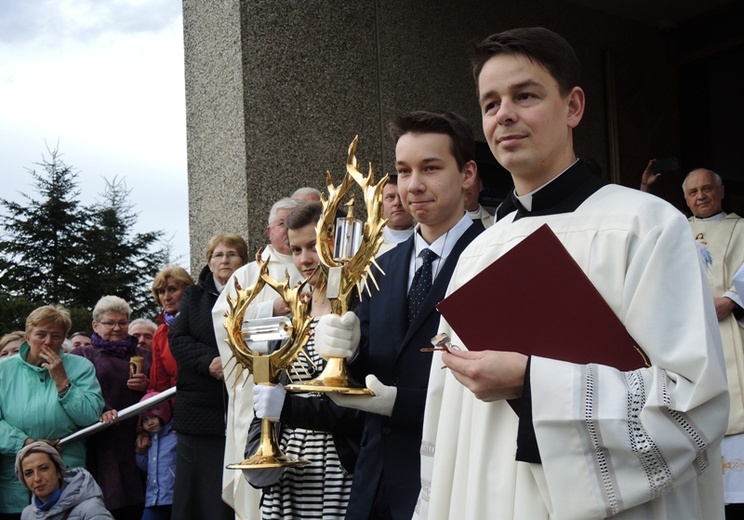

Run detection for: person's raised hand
[[127, 372, 149, 393], [135, 433, 152, 454], [38, 345, 69, 387], [640, 159, 660, 192]]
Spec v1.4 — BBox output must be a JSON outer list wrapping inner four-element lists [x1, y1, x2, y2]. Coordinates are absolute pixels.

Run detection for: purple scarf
[[91, 332, 137, 358], [163, 312, 177, 327]]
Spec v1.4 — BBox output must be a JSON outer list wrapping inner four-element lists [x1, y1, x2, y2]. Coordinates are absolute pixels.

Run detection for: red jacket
[[149, 316, 177, 392]]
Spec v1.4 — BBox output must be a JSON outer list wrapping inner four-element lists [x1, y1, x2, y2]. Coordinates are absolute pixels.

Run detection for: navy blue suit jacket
[[345, 219, 484, 520]]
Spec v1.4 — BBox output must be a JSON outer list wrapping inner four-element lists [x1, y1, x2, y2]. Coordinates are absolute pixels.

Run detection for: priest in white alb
[[415, 27, 729, 520], [212, 196, 303, 519]]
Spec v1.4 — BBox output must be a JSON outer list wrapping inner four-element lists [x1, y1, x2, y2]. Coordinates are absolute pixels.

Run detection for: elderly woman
[[148, 266, 194, 393], [0, 305, 104, 518], [15, 441, 112, 519], [169, 233, 248, 520], [70, 295, 150, 520]]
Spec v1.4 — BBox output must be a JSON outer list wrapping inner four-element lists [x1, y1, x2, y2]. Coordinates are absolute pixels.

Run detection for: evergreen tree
[[76, 176, 168, 319], [0, 149, 171, 333], [0, 149, 88, 307]]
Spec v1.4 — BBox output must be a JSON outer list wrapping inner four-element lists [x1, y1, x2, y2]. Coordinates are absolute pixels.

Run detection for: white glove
[[329, 374, 397, 417], [314, 311, 361, 360], [253, 383, 286, 422], [242, 467, 286, 487]]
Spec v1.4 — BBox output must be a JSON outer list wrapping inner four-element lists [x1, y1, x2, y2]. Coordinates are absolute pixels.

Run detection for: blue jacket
[[21, 467, 113, 520], [135, 423, 177, 507]]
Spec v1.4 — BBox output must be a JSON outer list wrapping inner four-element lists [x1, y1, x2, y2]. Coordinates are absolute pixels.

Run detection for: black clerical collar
[[496, 159, 608, 221]]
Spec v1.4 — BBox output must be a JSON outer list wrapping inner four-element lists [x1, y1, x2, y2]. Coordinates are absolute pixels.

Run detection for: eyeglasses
[[211, 252, 240, 260], [98, 321, 129, 329]]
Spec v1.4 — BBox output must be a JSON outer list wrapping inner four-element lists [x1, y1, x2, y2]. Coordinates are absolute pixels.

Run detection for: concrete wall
[[183, 0, 666, 272]]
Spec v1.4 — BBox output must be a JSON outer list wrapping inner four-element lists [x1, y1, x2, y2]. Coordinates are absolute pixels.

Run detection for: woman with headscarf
[[148, 266, 195, 393], [70, 295, 150, 520], [15, 441, 112, 519], [0, 305, 103, 519], [168, 234, 248, 519]]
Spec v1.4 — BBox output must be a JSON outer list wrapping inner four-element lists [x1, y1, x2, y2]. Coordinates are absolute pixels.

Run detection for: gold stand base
[[227, 454, 310, 470], [286, 357, 375, 395], [226, 418, 310, 470]]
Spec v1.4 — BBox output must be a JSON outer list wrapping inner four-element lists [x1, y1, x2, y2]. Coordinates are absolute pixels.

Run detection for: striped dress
[[261, 319, 354, 519]]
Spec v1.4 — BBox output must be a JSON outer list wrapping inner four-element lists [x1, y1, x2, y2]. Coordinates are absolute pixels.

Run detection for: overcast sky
[[0, 0, 190, 267]]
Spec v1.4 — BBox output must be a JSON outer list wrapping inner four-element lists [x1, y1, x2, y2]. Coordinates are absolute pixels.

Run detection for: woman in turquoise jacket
[[0, 305, 104, 518]]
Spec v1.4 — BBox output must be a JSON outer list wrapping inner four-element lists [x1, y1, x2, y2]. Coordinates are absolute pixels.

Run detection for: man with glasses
[[211, 196, 304, 519]]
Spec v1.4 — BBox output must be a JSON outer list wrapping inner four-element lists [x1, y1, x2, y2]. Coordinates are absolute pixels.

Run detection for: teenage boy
[[315, 110, 484, 519]]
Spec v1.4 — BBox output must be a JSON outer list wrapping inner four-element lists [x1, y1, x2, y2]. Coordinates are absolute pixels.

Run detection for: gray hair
[[129, 318, 157, 332], [268, 197, 304, 226], [291, 186, 322, 202], [682, 168, 722, 192], [61, 339, 74, 353], [92, 295, 132, 322]]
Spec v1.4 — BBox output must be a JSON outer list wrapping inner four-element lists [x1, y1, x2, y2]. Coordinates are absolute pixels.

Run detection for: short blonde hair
[[92, 295, 132, 323], [205, 234, 249, 264], [151, 266, 195, 305], [25, 306, 72, 337], [0, 331, 25, 349]]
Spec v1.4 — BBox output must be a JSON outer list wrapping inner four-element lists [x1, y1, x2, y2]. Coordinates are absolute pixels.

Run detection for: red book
[[436, 224, 649, 370]]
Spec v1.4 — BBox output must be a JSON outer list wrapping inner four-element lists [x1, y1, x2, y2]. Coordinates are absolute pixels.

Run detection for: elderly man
[[291, 186, 321, 202], [211, 196, 304, 519], [129, 319, 156, 350], [682, 168, 744, 517], [129, 318, 157, 366]]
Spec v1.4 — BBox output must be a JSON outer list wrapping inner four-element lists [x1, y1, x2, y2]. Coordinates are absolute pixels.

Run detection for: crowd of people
[[0, 25, 737, 520]]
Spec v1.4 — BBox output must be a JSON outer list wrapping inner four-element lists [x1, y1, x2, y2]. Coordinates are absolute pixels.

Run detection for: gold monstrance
[[223, 254, 314, 469], [285, 136, 388, 394]]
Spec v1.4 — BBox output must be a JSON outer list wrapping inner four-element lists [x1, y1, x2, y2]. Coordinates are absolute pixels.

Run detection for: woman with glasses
[[169, 234, 248, 520], [148, 266, 194, 393], [0, 305, 104, 520], [70, 295, 150, 520]]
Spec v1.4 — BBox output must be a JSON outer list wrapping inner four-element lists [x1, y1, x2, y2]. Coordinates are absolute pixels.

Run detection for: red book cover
[[436, 224, 648, 370]]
